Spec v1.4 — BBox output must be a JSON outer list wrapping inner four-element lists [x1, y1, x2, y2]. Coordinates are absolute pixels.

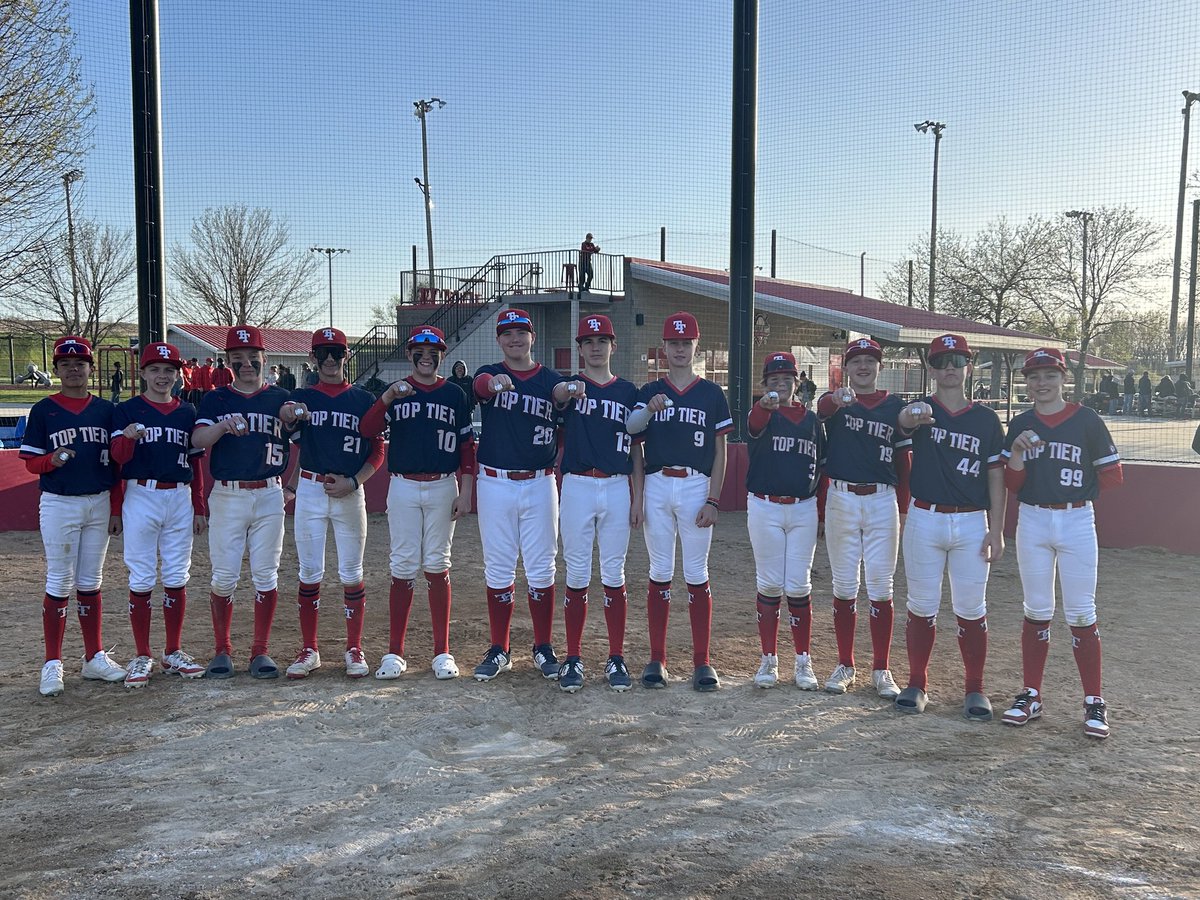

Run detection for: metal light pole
[[309, 247, 348, 327], [1066, 210, 1094, 398], [1187, 198, 1198, 384], [914, 121, 945, 312], [62, 168, 83, 334], [413, 98, 445, 291], [1169, 91, 1200, 360]]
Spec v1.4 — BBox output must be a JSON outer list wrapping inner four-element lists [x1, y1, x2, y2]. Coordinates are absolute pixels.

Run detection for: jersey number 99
[[1059, 467, 1083, 487]]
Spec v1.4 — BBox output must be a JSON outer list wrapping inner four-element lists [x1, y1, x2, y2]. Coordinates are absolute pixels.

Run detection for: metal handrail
[[346, 323, 400, 390]]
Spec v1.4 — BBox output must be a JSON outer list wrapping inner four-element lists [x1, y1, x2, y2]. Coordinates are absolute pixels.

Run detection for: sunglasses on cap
[[499, 315, 532, 328], [930, 353, 971, 369], [314, 346, 347, 361], [410, 332, 443, 344]]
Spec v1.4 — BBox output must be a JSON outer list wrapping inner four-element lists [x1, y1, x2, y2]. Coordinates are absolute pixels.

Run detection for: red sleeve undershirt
[[190, 455, 208, 516]]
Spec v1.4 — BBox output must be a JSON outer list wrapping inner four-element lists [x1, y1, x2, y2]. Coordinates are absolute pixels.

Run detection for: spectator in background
[[264, 364, 279, 387], [278, 364, 297, 392], [579, 233, 600, 293], [303, 362, 319, 386], [193, 358, 214, 403], [1138, 371, 1152, 416], [1122, 369, 1135, 415], [180, 358, 196, 401], [449, 360, 477, 420], [211, 357, 233, 388], [1098, 373, 1118, 415], [110, 361, 124, 404], [1155, 373, 1175, 398], [1176, 374, 1194, 413]]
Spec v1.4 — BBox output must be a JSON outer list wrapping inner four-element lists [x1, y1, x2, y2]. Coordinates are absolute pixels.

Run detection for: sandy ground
[[1, 511, 1197, 900]]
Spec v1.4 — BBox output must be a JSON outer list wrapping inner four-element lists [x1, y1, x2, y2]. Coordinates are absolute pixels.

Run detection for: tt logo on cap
[[771, 355, 784, 362], [942, 336, 957, 348], [857, 340, 871, 349], [323, 329, 335, 340], [157, 345, 171, 358], [588, 319, 601, 331], [673, 320, 686, 334], [237, 329, 250, 343]]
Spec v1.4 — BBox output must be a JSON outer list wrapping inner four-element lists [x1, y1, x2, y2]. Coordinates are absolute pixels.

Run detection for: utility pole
[[62, 169, 83, 334], [309, 247, 348, 327], [915, 121, 946, 312], [413, 98, 445, 291]]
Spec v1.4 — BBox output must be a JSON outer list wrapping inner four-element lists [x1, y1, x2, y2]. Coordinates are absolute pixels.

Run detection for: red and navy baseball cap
[[225, 325, 265, 352], [139, 342, 183, 369], [762, 351, 798, 379], [407, 325, 447, 350], [53, 335, 93, 363], [1022, 347, 1067, 375], [663, 311, 700, 340], [496, 308, 534, 335], [927, 333, 973, 362], [844, 338, 883, 363], [205, 357, 214, 364], [312, 327, 348, 349], [576, 314, 615, 343]]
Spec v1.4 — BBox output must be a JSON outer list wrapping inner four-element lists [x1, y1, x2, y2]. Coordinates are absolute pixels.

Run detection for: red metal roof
[[172, 325, 315, 355], [1065, 350, 1125, 370]]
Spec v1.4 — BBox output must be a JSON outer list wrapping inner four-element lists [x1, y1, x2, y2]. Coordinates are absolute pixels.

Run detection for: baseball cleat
[[824, 663, 856, 694], [895, 686, 928, 714], [286, 648, 321, 679], [605, 655, 632, 692], [533, 644, 560, 680], [1084, 697, 1110, 740], [474, 646, 512, 681], [375, 653, 408, 679], [793, 653, 819, 691], [162, 650, 205, 679], [344, 647, 369, 678], [249, 654, 279, 679], [754, 653, 779, 688], [39, 660, 65, 697], [81, 650, 127, 682], [641, 660, 669, 689], [1002, 688, 1043, 727], [872, 669, 901, 700], [431, 653, 459, 680], [124, 655, 154, 689], [964, 691, 993, 721], [558, 656, 584, 693]]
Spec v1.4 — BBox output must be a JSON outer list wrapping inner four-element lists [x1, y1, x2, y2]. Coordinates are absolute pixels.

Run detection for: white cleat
[[81, 650, 127, 682], [375, 653, 407, 680], [872, 668, 901, 699], [40, 659, 65, 697], [344, 647, 369, 678], [161, 649, 205, 679], [824, 663, 856, 694], [286, 648, 321, 680], [793, 653, 819, 691], [754, 653, 779, 688], [124, 655, 153, 689], [432, 652, 459, 680]]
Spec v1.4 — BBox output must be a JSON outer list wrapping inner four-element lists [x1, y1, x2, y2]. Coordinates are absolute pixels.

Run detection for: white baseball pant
[[386, 474, 458, 578], [902, 503, 989, 619], [293, 475, 367, 585], [824, 485, 899, 601], [643, 471, 712, 584], [208, 481, 285, 596], [560, 473, 632, 589], [476, 471, 558, 589], [122, 481, 194, 592], [747, 494, 818, 597], [40, 492, 111, 596], [1016, 502, 1098, 627]]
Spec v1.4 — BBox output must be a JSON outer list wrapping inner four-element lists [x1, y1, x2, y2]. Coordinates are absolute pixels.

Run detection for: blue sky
[[69, 0, 1200, 332]]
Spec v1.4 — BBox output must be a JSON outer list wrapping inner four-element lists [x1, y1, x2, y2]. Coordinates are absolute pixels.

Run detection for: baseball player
[[557, 314, 643, 692], [1000, 348, 1123, 739], [746, 352, 825, 690], [359, 325, 475, 681], [110, 342, 209, 687], [22, 336, 125, 696], [471, 308, 574, 682], [894, 334, 1006, 720], [281, 327, 385, 680], [192, 325, 293, 680], [817, 338, 912, 698], [626, 312, 732, 691]]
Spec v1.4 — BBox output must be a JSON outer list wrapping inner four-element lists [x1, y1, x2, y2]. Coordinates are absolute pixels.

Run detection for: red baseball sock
[[647, 580, 671, 665], [904, 612, 937, 691], [76, 589, 103, 660], [756, 593, 781, 655], [832, 597, 857, 667], [388, 577, 415, 656], [602, 584, 627, 657], [528, 584, 556, 647], [343, 581, 366, 650], [297, 581, 321, 650], [128, 589, 154, 658], [42, 594, 69, 661], [1021, 618, 1052, 693], [957, 614, 988, 695], [563, 587, 588, 657], [787, 595, 813, 655], [249, 588, 278, 658], [209, 592, 233, 656], [162, 586, 187, 656], [869, 599, 895, 671], [425, 571, 451, 656], [486, 585, 516, 651], [687, 581, 713, 668], [1070, 622, 1103, 699]]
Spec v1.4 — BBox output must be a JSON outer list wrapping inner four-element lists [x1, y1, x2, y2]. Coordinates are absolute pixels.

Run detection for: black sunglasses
[[314, 346, 347, 361], [930, 353, 971, 369]]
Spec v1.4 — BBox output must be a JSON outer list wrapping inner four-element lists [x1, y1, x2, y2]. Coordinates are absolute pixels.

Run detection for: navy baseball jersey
[[821, 391, 911, 485], [112, 396, 201, 482], [1002, 404, 1120, 503], [371, 378, 474, 475], [21, 394, 116, 495], [746, 407, 825, 499], [289, 382, 378, 476], [475, 363, 564, 470], [195, 385, 291, 481], [560, 375, 639, 476], [906, 398, 1004, 508], [637, 377, 733, 476]]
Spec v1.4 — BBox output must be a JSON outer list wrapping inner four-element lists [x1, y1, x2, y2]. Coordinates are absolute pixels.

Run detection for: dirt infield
[[1, 512, 1197, 899]]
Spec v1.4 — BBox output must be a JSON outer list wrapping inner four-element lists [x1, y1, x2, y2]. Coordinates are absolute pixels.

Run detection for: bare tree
[[171, 205, 320, 328], [0, 0, 94, 287], [5, 221, 135, 349], [368, 297, 402, 328]]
